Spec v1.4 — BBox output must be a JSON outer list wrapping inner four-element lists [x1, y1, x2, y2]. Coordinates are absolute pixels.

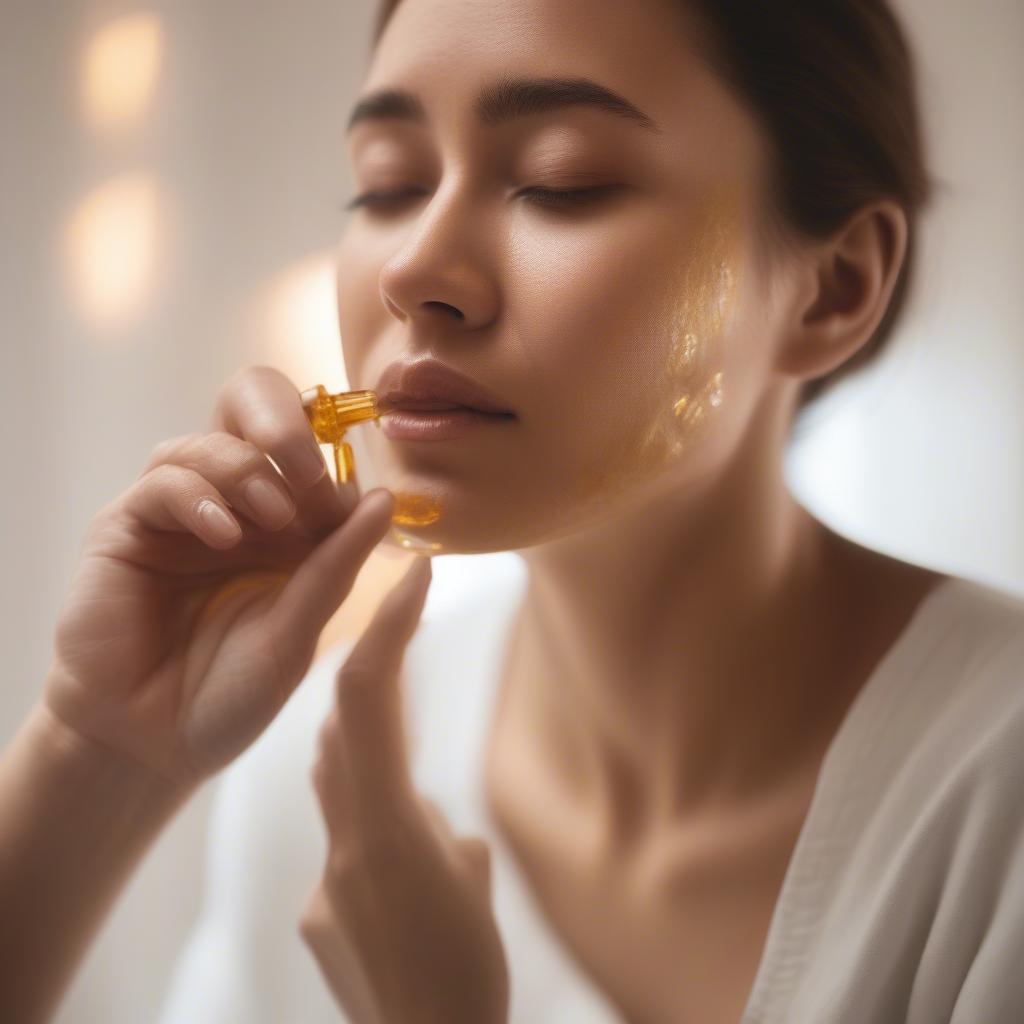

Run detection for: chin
[[381, 502, 538, 555]]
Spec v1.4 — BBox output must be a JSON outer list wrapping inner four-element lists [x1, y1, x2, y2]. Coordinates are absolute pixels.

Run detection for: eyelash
[[342, 185, 616, 213]]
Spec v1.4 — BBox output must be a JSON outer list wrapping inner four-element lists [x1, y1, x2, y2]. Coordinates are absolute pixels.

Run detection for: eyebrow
[[345, 76, 662, 136]]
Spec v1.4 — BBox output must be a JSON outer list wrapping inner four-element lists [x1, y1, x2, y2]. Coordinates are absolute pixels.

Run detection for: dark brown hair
[[369, 0, 932, 416]]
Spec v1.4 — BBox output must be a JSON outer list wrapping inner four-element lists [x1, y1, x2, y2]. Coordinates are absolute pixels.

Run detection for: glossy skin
[[338, 0, 932, 811], [340, 0, 776, 555], [336, 1, 948, 1021]]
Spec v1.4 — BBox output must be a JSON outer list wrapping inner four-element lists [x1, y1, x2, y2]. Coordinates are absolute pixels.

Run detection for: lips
[[374, 358, 515, 416]]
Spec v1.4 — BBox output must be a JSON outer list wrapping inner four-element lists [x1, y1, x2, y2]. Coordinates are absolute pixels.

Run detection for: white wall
[[0, 1, 1021, 1021]]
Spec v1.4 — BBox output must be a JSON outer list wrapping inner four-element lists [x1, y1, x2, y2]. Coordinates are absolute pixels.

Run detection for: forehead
[[371, 0, 694, 77], [362, 0, 762, 173]]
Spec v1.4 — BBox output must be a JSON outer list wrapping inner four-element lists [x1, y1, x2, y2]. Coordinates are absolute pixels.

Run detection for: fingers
[[210, 365, 354, 532], [265, 490, 398, 682], [211, 366, 327, 488], [119, 462, 245, 549], [333, 555, 433, 835], [137, 431, 297, 534]]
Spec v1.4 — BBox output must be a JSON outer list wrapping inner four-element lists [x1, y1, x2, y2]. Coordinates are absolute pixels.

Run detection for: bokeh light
[[64, 172, 165, 332], [262, 248, 348, 390], [82, 12, 163, 130]]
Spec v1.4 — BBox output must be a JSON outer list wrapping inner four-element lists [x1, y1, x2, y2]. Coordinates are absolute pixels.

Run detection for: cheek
[[515, 187, 746, 512], [637, 187, 743, 461]]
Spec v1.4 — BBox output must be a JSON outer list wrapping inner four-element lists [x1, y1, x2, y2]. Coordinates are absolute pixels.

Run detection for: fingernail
[[198, 500, 241, 543], [244, 477, 295, 526]]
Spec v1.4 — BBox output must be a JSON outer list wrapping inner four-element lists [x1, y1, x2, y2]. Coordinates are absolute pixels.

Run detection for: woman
[[2, 0, 1022, 1022]]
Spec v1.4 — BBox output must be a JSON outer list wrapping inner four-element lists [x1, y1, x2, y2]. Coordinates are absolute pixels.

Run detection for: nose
[[378, 183, 498, 333]]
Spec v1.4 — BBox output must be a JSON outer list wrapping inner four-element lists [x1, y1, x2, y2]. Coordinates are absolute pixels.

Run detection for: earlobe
[[774, 201, 908, 382]]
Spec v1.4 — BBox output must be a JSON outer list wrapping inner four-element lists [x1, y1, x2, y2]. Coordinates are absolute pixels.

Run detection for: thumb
[[263, 489, 396, 683]]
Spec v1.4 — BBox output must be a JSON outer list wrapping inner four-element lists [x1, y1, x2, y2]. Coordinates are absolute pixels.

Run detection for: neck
[[504, 392, 860, 849]]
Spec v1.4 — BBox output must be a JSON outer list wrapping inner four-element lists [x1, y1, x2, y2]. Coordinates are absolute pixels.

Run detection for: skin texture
[[340, 1, 773, 555], [338, 1, 949, 1021]]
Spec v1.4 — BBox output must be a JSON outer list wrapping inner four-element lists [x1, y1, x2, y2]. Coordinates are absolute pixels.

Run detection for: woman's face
[[337, 0, 785, 554]]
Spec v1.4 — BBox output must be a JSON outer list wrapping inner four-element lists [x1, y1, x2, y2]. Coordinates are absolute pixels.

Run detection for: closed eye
[[517, 185, 621, 208], [342, 184, 621, 213], [343, 187, 425, 212]]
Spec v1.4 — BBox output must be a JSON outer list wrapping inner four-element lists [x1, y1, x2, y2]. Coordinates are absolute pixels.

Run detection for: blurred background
[[1, 0, 1021, 1020]]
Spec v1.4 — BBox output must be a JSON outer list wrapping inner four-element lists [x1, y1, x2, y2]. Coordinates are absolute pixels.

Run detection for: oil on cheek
[[641, 183, 742, 462], [568, 184, 743, 515]]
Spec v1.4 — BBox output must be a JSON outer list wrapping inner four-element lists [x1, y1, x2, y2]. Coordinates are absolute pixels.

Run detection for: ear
[[774, 200, 908, 382]]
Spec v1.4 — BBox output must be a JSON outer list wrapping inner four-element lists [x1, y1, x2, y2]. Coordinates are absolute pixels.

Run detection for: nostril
[[423, 300, 464, 320]]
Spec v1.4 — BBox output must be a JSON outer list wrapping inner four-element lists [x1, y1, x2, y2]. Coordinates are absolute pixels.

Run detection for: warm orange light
[[64, 173, 165, 331], [261, 249, 347, 389], [82, 12, 163, 130]]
